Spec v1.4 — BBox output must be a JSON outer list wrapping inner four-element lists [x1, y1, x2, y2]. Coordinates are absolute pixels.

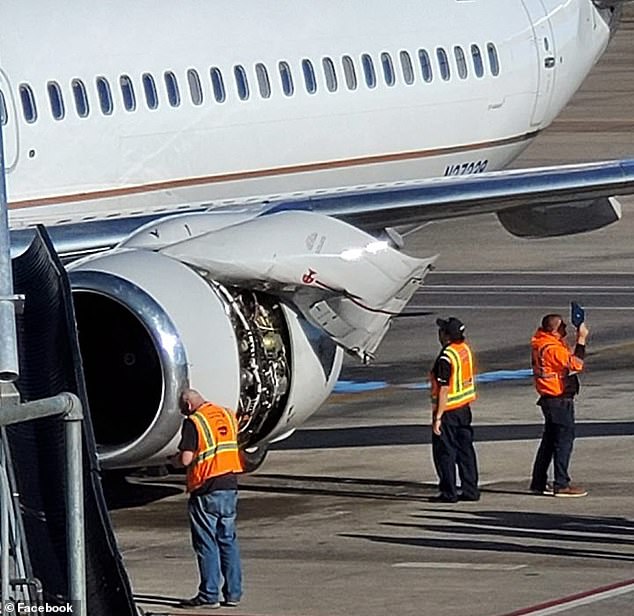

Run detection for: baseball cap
[[436, 317, 465, 339]]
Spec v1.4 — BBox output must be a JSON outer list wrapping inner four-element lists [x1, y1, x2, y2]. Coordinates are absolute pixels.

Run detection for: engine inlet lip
[[70, 270, 189, 466]]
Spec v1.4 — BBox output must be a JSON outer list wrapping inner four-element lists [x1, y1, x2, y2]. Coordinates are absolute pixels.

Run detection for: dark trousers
[[531, 397, 576, 490], [432, 406, 479, 500]]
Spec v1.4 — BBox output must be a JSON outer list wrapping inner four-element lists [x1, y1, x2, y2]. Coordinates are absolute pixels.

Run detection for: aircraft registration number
[[444, 159, 488, 176]]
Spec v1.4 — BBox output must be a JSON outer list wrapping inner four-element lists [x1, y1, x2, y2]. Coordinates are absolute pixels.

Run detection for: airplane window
[[471, 44, 484, 78], [341, 55, 357, 90], [47, 81, 65, 120], [436, 47, 451, 81], [454, 46, 468, 79], [322, 57, 338, 92], [71, 79, 89, 118], [0, 91, 6, 125], [96, 77, 114, 115], [187, 69, 203, 106], [255, 63, 271, 99], [142, 73, 159, 110], [210, 67, 226, 103], [302, 59, 317, 94], [19, 84, 37, 123], [234, 65, 250, 100], [399, 51, 414, 85], [361, 54, 376, 89], [278, 61, 294, 97], [119, 75, 136, 111], [164, 71, 181, 107], [418, 49, 433, 83], [381, 52, 395, 87], [487, 43, 500, 76]]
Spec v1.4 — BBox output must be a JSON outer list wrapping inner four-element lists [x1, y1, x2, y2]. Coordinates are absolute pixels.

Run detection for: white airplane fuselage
[[1, 1, 625, 469], [0, 0, 610, 231]]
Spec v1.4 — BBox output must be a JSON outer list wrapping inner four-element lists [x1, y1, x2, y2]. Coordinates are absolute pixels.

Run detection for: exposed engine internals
[[211, 283, 292, 447], [72, 282, 291, 452]]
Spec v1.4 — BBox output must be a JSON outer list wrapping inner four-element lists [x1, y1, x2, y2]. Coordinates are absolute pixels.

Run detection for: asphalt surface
[[112, 8, 634, 616]]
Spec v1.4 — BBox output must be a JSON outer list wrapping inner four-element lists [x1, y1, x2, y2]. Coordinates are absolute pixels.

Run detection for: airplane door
[[521, 0, 556, 126], [0, 68, 18, 171]]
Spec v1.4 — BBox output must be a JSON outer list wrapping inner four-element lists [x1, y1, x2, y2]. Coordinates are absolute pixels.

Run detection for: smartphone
[[571, 301, 585, 328]]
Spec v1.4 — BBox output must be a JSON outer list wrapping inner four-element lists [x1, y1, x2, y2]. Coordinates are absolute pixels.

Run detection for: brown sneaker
[[554, 485, 587, 498]]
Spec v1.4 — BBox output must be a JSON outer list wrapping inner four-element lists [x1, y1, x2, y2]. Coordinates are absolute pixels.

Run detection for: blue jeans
[[188, 490, 242, 603], [531, 398, 576, 490]]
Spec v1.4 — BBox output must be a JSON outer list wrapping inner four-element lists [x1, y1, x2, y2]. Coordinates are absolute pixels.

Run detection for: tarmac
[[111, 8, 634, 616]]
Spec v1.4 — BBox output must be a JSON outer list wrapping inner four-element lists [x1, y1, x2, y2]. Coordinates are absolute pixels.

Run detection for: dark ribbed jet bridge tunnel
[[9, 227, 137, 615]]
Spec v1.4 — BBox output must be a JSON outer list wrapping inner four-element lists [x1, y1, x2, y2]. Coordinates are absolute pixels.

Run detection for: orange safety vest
[[430, 341, 476, 411], [531, 329, 584, 397], [186, 402, 244, 493]]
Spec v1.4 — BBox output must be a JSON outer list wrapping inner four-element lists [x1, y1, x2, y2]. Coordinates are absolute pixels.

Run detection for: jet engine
[[68, 210, 434, 469], [69, 248, 343, 469], [497, 196, 622, 238]]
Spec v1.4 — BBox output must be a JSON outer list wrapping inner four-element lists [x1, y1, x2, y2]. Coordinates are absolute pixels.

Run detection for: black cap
[[436, 317, 466, 340]]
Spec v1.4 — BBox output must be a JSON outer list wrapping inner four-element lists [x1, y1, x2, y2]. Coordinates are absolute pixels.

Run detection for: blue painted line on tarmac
[[477, 369, 533, 383], [333, 380, 388, 393], [334, 368, 532, 394]]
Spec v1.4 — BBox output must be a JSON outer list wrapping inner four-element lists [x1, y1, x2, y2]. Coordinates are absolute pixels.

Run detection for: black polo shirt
[[431, 347, 452, 386]]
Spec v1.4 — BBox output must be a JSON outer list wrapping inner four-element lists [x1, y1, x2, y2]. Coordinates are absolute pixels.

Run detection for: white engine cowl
[[68, 209, 435, 470], [68, 248, 342, 469]]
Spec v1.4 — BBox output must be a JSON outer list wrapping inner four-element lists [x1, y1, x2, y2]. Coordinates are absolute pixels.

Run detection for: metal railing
[[0, 425, 42, 608], [0, 385, 86, 614]]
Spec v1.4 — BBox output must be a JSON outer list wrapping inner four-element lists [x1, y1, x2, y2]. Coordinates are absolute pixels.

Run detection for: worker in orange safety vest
[[429, 317, 480, 503], [529, 314, 589, 498], [169, 389, 244, 608]]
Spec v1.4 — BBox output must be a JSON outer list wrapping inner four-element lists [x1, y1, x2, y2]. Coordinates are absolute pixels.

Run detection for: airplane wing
[[13, 157, 634, 259], [272, 158, 634, 236]]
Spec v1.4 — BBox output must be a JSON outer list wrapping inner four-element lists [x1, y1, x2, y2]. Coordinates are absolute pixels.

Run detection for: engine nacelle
[[68, 249, 342, 469], [497, 196, 622, 238], [67, 209, 434, 469]]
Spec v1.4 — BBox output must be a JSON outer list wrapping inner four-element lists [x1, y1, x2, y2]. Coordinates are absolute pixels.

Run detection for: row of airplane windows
[[0, 43, 500, 126]]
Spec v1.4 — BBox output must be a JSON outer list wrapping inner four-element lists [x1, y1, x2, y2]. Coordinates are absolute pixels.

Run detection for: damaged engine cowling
[[69, 248, 342, 469], [68, 210, 434, 470]]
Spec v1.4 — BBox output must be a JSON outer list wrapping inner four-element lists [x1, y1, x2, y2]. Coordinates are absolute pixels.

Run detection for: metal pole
[[0, 117, 19, 382], [65, 412, 86, 616]]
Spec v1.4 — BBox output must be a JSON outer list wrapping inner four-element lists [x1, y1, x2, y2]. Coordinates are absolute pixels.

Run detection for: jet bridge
[[3, 228, 137, 615]]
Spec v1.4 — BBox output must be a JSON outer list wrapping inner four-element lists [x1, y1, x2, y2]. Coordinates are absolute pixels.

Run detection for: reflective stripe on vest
[[429, 342, 476, 410], [186, 404, 243, 493], [444, 343, 476, 409]]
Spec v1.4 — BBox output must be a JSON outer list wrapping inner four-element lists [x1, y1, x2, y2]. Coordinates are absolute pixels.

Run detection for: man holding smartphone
[[529, 312, 589, 497]]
